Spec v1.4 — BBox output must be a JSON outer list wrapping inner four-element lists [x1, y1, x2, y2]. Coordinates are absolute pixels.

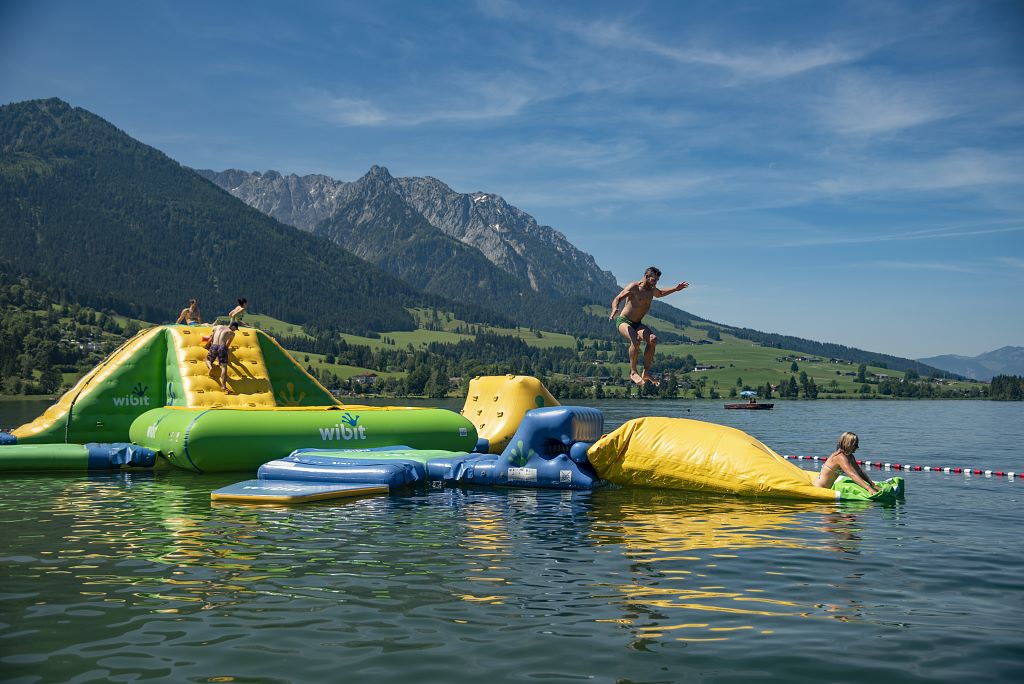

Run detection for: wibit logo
[[318, 412, 367, 441], [277, 382, 307, 407], [113, 382, 151, 407], [508, 439, 536, 467]]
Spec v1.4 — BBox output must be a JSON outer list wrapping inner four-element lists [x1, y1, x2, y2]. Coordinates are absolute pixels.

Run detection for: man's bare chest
[[631, 289, 655, 306]]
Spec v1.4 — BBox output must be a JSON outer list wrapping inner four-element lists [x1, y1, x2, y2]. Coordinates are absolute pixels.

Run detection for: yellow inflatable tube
[[587, 417, 836, 500]]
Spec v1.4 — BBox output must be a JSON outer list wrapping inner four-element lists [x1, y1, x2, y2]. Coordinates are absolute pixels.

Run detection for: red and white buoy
[[783, 454, 1017, 480]]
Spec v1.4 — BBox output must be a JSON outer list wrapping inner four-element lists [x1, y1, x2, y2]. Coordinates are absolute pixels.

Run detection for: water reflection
[[584, 488, 887, 642], [3, 467, 907, 669]]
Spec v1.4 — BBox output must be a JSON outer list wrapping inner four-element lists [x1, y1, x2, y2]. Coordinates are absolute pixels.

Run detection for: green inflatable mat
[[833, 476, 905, 502]]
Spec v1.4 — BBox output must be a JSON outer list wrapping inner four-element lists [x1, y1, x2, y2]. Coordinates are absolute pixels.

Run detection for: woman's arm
[[838, 453, 878, 494], [852, 460, 877, 491], [175, 308, 187, 324]]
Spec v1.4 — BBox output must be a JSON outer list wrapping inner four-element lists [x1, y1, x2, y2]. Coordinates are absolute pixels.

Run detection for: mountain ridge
[[197, 165, 700, 332], [305, 168, 642, 337], [919, 346, 1024, 381], [196, 165, 620, 297], [0, 97, 506, 335]]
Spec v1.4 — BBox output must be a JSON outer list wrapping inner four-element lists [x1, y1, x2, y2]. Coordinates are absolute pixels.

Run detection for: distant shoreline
[[0, 393, 989, 403]]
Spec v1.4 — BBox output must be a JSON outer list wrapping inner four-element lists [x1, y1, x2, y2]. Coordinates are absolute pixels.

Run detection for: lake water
[[2, 398, 1022, 683]]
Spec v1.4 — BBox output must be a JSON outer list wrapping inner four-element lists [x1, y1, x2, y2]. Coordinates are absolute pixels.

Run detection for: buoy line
[[783, 454, 1018, 480]]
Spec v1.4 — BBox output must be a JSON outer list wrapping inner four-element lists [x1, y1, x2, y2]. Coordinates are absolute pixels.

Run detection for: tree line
[[989, 376, 1024, 400], [0, 274, 1007, 402], [0, 276, 136, 396]]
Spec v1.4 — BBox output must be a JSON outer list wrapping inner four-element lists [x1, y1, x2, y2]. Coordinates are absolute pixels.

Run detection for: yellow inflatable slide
[[588, 416, 838, 500]]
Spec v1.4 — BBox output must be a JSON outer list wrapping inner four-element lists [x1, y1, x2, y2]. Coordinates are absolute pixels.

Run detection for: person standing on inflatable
[[175, 298, 202, 325], [228, 298, 248, 326], [206, 322, 238, 392], [609, 266, 688, 386]]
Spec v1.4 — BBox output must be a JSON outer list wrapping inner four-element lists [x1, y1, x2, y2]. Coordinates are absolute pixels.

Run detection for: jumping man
[[609, 266, 689, 386]]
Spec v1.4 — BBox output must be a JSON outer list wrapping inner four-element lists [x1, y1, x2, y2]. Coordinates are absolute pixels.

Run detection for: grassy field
[[244, 313, 315, 340], [6, 304, 979, 401], [296, 351, 405, 381], [582, 303, 983, 397]]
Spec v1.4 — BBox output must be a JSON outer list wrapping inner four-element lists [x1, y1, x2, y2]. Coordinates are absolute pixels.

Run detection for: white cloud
[[299, 79, 535, 127], [560, 18, 865, 81], [862, 260, 980, 274], [815, 149, 1024, 196], [817, 72, 958, 135], [507, 171, 718, 207], [785, 222, 1024, 247], [993, 256, 1024, 271], [490, 136, 648, 170], [312, 96, 389, 126]]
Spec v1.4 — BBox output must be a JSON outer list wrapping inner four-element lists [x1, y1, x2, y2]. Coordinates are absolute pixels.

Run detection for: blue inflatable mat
[[211, 480, 388, 504], [267, 448, 496, 486], [259, 455, 425, 488], [425, 453, 498, 482]]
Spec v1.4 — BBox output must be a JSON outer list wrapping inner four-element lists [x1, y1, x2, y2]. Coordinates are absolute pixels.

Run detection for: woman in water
[[813, 431, 879, 495], [175, 298, 201, 325], [228, 298, 247, 326]]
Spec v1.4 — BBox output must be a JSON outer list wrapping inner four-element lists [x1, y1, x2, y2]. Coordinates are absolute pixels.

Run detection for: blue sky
[[2, 0, 1022, 359]]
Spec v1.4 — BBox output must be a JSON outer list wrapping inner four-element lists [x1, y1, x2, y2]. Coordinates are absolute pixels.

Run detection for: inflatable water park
[[0, 324, 903, 503]]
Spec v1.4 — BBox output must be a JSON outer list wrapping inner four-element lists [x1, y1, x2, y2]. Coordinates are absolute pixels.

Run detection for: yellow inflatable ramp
[[167, 326, 276, 408], [587, 417, 836, 500], [461, 375, 558, 454]]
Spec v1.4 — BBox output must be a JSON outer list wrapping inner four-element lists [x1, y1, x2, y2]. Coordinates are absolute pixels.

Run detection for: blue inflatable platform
[[213, 406, 605, 502]]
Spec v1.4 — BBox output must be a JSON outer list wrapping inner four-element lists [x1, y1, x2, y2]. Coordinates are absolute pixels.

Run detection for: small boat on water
[[725, 391, 774, 410]]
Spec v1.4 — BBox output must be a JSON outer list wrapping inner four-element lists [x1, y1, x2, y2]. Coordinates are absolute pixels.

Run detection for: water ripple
[[2, 400, 1023, 682]]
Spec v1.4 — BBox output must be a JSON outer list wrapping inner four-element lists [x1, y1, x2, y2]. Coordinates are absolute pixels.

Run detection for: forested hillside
[[0, 275, 140, 396], [0, 98, 503, 335]]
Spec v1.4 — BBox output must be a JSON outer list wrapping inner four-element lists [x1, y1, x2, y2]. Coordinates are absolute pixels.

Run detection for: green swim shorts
[[615, 315, 640, 328]]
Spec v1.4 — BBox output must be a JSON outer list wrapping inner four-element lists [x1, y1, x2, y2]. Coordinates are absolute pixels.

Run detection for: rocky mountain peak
[[354, 165, 400, 197], [198, 166, 620, 299], [365, 164, 393, 179]]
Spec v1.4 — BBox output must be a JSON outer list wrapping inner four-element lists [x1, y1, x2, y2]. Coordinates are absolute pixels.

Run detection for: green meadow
[[195, 308, 983, 398], [5, 304, 980, 401]]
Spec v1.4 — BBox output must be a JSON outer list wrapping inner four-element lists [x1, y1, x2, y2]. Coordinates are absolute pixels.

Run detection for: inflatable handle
[[569, 442, 591, 464], [85, 443, 158, 469], [474, 437, 490, 454]]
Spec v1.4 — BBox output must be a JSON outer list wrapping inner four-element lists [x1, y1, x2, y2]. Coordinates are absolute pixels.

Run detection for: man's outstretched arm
[[655, 281, 689, 297]]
